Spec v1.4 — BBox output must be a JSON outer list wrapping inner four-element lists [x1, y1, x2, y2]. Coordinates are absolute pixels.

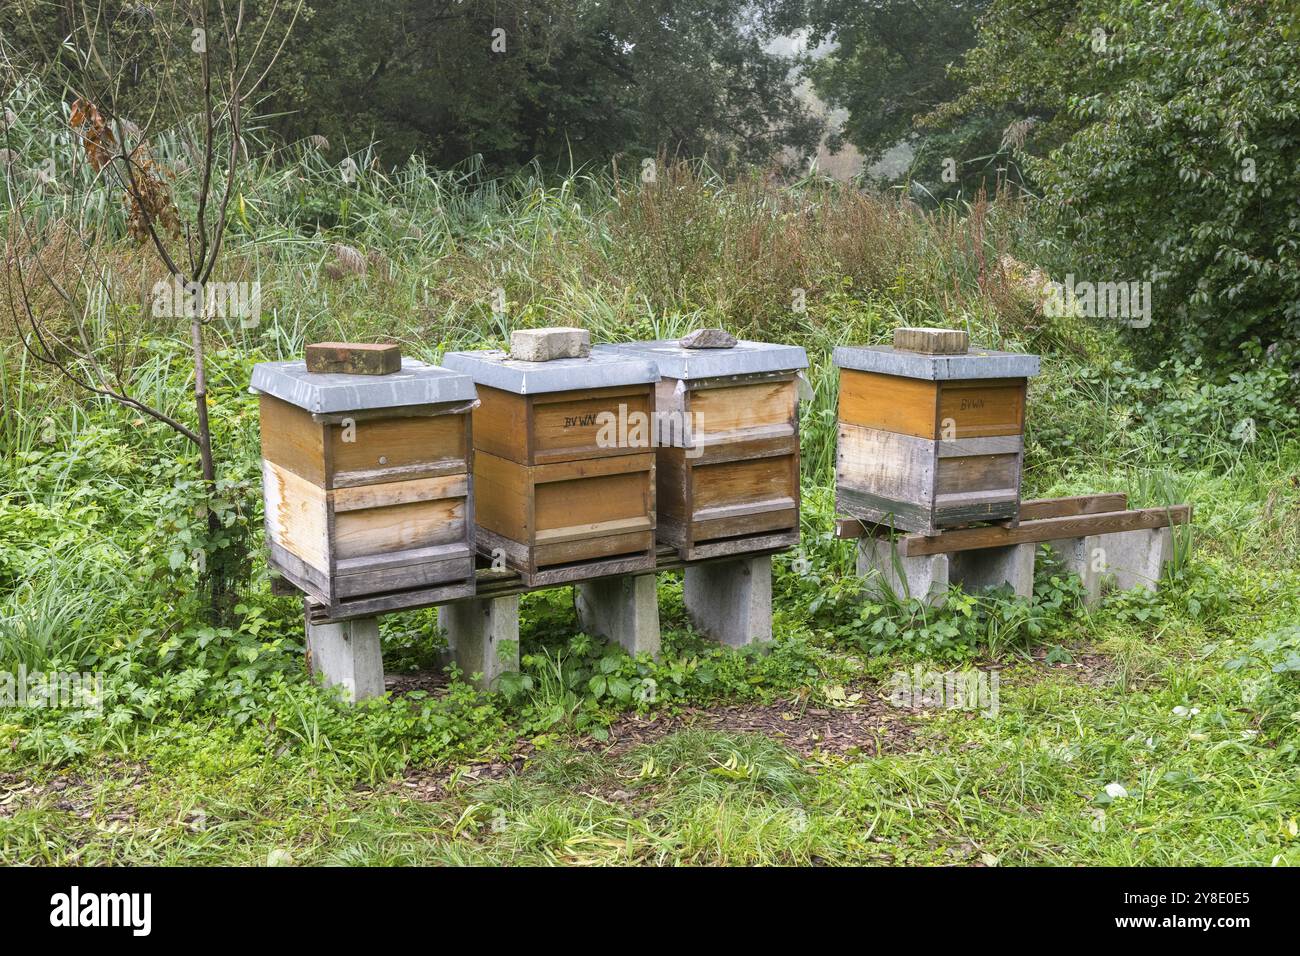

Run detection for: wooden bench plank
[[900, 505, 1191, 557], [1015, 493, 1128, 521], [834, 493, 1131, 539]]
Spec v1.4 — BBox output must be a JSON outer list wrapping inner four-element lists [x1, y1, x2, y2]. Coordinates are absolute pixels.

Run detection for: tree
[[945, 0, 1300, 367], [2, 0, 301, 615], [259, 0, 822, 170], [799, 0, 1015, 198]]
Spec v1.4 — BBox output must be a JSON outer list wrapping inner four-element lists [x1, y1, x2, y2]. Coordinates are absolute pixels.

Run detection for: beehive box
[[595, 336, 808, 560], [834, 332, 1040, 534], [441, 347, 660, 586], [250, 358, 479, 615]]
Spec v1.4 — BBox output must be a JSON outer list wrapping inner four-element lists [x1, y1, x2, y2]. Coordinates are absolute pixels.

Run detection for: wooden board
[[472, 526, 656, 587], [331, 474, 467, 513], [834, 493, 1131, 539], [690, 454, 795, 513], [258, 394, 326, 485], [471, 386, 531, 463], [900, 505, 1192, 557], [837, 369, 938, 439], [689, 379, 796, 438], [934, 453, 1020, 496], [937, 379, 1025, 439], [333, 497, 466, 560], [835, 423, 935, 508], [328, 413, 467, 488], [1016, 494, 1128, 521], [469, 448, 655, 576], [530, 385, 653, 464], [304, 539, 808, 624], [261, 460, 329, 574], [333, 544, 474, 599], [472, 449, 533, 544]]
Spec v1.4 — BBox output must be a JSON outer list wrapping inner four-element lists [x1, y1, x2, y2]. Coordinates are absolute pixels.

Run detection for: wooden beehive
[[441, 347, 660, 586], [834, 332, 1040, 534], [596, 337, 808, 560], [250, 358, 479, 616]]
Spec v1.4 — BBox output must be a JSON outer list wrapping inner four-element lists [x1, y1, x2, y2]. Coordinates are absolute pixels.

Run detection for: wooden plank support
[[899, 505, 1191, 557], [305, 538, 798, 625], [1014, 493, 1129, 522], [835, 493, 1131, 539]]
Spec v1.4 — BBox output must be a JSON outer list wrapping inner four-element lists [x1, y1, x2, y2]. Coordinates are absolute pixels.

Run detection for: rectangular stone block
[[893, 326, 969, 354], [856, 535, 949, 605], [1045, 535, 1104, 607], [305, 341, 402, 375], [438, 595, 520, 690], [576, 574, 661, 657], [509, 327, 591, 362], [305, 609, 386, 701], [683, 554, 772, 646], [1095, 526, 1173, 593], [949, 543, 1036, 598]]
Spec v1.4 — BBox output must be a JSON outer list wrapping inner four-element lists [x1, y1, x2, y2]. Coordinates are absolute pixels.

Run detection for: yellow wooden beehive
[[251, 353, 478, 615], [835, 328, 1040, 534]]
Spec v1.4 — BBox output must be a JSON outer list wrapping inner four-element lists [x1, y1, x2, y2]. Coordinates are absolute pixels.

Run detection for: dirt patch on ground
[[0, 763, 147, 823], [385, 669, 452, 697], [396, 684, 921, 801], [1024, 646, 1116, 686]]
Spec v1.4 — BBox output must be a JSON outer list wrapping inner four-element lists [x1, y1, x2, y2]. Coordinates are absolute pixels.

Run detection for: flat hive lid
[[250, 358, 476, 413], [594, 339, 808, 381], [441, 349, 659, 395], [833, 345, 1040, 381]]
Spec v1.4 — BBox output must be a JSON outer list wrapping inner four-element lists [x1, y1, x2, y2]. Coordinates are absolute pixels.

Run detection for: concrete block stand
[[305, 608, 386, 702], [576, 574, 661, 657], [683, 554, 773, 647], [856, 536, 949, 605], [438, 595, 521, 690], [949, 543, 1036, 599], [1047, 527, 1173, 602], [856, 537, 1035, 605], [1046, 535, 1105, 607], [1096, 526, 1174, 593]]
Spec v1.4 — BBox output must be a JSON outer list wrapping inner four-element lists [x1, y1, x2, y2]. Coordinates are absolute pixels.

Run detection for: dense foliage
[[2, 2, 1300, 868], [1, 0, 823, 171], [799, 0, 1015, 198], [945, 0, 1300, 369]]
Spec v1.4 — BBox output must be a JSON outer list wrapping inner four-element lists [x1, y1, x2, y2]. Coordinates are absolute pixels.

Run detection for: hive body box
[[596, 339, 809, 560], [834, 345, 1040, 534], [251, 359, 479, 615], [441, 349, 660, 586]]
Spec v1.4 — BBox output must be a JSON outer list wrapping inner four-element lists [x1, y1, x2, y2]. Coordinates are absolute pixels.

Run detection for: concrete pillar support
[[683, 554, 772, 647], [856, 536, 949, 606], [576, 574, 661, 657], [305, 608, 386, 702], [438, 595, 521, 690], [949, 543, 1036, 599], [1095, 527, 1174, 593], [1046, 535, 1104, 607]]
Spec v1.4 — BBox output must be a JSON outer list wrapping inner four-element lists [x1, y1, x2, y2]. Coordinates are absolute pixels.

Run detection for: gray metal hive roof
[[440, 349, 659, 395], [249, 358, 477, 413], [593, 339, 808, 381], [833, 345, 1040, 381]]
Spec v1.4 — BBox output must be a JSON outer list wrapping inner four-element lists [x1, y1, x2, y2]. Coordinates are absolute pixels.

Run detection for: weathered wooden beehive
[[834, 328, 1040, 534], [442, 338, 660, 586], [251, 353, 479, 616], [595, 332, 808, 560]]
